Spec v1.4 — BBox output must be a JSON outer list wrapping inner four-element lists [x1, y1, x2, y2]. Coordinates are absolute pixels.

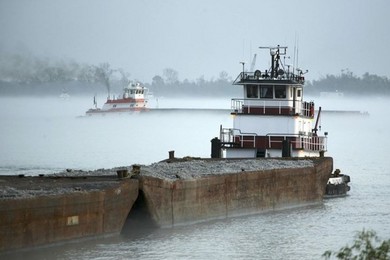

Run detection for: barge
[[138, 156, 333, 228], [0, 174, 138, 252], [0, 156, 334, 251]]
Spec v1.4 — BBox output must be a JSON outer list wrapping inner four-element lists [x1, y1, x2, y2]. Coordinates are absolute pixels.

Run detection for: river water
[[1, 95, 389, 259]]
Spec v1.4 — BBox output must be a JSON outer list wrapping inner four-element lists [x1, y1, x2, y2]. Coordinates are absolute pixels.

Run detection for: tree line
[[1, 53, 390, 97], [0, 53, 128, 96], [0, 53, 239, 97], [306, 70, 390, 97]]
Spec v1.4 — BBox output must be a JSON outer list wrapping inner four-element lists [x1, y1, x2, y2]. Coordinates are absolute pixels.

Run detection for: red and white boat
[[212, 45, 328, 158], [86, 82, 149, 115]]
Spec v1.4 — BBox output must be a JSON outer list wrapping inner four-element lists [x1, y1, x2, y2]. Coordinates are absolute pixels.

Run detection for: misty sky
[[1, 0, 389, 82]]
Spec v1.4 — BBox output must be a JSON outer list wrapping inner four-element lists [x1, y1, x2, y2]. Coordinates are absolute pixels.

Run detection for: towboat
[[210, 45, 350, 196], [86, 82, 149, 115]]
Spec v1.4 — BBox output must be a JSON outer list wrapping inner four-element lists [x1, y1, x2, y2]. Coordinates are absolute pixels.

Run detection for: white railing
[[220, 128, 257, 148], [267, 134, 328, 152], [299, 136, 327, 151], [233, 72, 305, 84], [220, 128, 327, 152], [220, 127, 235, 143], [231, 99, 244, 113], [267, 134, 327, 152], [230, 99, 314, 117]]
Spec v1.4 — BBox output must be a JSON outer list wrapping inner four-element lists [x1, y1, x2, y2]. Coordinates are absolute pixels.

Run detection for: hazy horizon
[[1, 0, 390, 82]]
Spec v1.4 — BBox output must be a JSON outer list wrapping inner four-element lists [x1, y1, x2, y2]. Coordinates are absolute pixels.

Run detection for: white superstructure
[[212, 45, 327, 158]]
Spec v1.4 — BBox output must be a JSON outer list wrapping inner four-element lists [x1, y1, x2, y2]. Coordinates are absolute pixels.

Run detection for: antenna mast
[[259, 45, 287, 78]]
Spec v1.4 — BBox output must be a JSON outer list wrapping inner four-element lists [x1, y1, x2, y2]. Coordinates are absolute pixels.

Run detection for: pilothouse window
[[260, 86, 273, 98], [246, 85, 258, 98], [275, 86, 286, 99]]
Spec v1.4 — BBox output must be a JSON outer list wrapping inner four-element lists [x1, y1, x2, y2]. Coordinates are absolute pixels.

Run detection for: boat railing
[[231, 99, 244, 113], [221, 128, 327, 152], [231, 99, 290, 114], [267, 133, 327, 152], [231, 99, 314, 117], [233, 71, 305, 84], [301, 135, 327, 152], [220, 128, 256, 148]]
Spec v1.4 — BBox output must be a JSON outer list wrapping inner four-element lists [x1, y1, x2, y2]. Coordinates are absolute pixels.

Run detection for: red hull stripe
[[86, 107, 149, 114], [106, 99, 145, 104]]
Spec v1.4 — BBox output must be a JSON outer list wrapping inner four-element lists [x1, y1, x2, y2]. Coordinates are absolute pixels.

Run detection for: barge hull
[[0, 177, 139, 252], [140, 157, 332, 227]]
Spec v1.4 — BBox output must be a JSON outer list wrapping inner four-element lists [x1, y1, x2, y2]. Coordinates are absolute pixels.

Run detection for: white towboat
[[210, 45, 350, 196], [212, 45, 327, 158], [86, 82, 149, 115]]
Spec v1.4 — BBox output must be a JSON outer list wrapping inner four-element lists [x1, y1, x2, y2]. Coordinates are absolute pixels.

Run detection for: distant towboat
[[86, 82, 149, 115]]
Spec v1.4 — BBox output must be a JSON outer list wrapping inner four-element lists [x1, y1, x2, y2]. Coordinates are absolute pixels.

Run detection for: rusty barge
[[0, 175, 138, 252], [1, 157, 333, 252]]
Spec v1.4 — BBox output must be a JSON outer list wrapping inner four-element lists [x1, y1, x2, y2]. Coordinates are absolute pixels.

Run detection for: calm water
[[1, 96, 389, 259]]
